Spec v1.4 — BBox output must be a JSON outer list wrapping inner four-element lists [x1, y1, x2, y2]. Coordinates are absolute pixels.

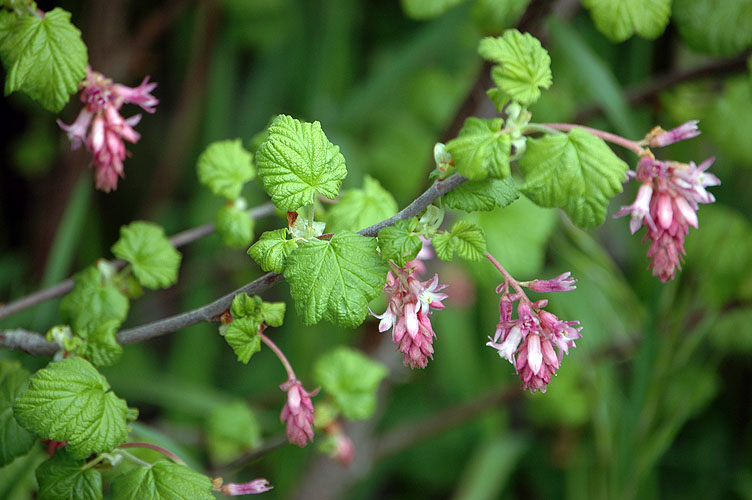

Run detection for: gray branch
[[1, 175, 466, 356]]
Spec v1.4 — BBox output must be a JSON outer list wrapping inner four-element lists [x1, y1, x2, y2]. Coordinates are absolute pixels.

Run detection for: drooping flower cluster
[[57, 66, 158, 192], [280, 378, 319, 447], [371, 248, 448, 369], [615, 121, 720, 281], [486, 276, 582, 393]]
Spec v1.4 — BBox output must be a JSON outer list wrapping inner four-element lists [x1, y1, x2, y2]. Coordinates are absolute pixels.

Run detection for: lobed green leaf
[[256, 114, 347, 211], [377, 217, 422, 267], [112, 222, 182, 290], [326, 175, 398, 233], [313, 347, 389, 421], [111, 460, 215, 500], [0, 361, 35, 466], [446, 118, 510, 180], [36, 452, 102, 500], [433, 221, 487, 262], [223, 317, 261, 364], [518, 129, 628, 228], [582, 0, 671, 42], [76, 319, 123, 367], [60, 266, 129, 332], [196, 139, 255, 200], [443, 177, 519, 212], [284, 231, 388, 328], [247, 228, 298, 274], [13, 357, 129, 459], [206, 401, 262, 463], [215, 204, 254, 249]]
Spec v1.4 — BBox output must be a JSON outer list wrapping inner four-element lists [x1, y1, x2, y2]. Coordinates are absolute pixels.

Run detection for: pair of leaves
[[256, 114, 347, 211], [446, 118, 511, 181], [433, 221, 487, 262], [223, 293, 286, 363], [13, 357, 129, 459], [582, 0, 671, 43], [519, 128, 628, 228], [313, 347, 389, 421], [478, 30, 552, 106], [0, 7, 87, 112]]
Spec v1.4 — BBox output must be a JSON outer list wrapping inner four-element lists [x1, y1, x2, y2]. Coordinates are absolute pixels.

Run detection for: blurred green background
[[1, 0, 752, 499]]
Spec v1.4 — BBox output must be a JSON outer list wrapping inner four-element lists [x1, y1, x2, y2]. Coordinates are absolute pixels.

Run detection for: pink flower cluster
[[58, 67, 158, 192], [219, 479, 273, 496], [371, 256, 448, 369], [616, 121, 719, 281], [486, 278, 582, 393], [280, 378, 319, 447]]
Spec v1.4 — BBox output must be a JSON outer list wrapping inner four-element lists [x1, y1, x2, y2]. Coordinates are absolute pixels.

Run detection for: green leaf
[[196, 139, 255, 200], [247, 228, 298, 274], [400, 0, 468, 19], [674, 0, 752, 56], [518, 129, 628, 228], [36, 452, 102, 500], [224, 317, 261, 364], [377, 218, 422, 267], [256, 114, 347, 211], [215, 204, 254, 249], [77, 319, 122, 367], [111, 460, 214, 500], [259, 301, 286, 327], [582, 0, 671, 42], [0, 361, 35, 466], [230, 292, 262, 319], [284, 231, 388, 327], [0, 8, 87, 112], [206, 401, 261, 463], [326, 175, 398, 233], [60, 266, 129, 332], [112, 221, 182, 290], [478, 30, 552, 105], [471, 0, 530, 33], [432, 221, 487, 261], [443, 177, 519, 212], [445, 118, 510, 180], [14, 357, 128, 459], [313, 347, 388, 421]]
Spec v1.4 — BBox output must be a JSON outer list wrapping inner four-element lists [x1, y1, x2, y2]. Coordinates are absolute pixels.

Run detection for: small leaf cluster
[[220, 292, 285, 363], [0, 4, 87, 111], [197, 139, 257, 248]]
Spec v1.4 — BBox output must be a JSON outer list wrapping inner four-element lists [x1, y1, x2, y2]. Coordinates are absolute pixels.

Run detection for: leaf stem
[[117, 449, 154, 469], [119, 442, 186, 465], [485, 251, 527, 298], [528, 123, 646, 155], [259, 331, 295, 380]]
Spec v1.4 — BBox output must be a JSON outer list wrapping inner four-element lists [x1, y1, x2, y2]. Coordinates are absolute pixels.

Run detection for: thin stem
[[259, 331, 295, 380], [485, 251, 526, 298], [117, 449, 153, 469], [81, 454, 108, 470], [120, 442, 186, 465], [0, 202, 275, 321], [533, 123, 646, 155]]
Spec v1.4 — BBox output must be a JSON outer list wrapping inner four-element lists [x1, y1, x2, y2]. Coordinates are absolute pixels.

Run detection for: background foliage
[[1, 0, 751, 499]]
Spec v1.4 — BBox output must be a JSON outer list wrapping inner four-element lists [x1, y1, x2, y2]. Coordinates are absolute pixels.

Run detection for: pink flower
[[220, 479, 273, 495], [647, 120, 700, 148], [527, 272, 577, 293], [486, 279, 581, 393], [57, 67, 158, 192], [615, 153, 719, 281], [280, 378, 319, 447], [371, 260, 447, 369]]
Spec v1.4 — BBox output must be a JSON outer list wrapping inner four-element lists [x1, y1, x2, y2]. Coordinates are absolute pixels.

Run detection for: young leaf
[[112, 221, 182, 290], [478, 30, 552, 106], [196, 139, 255, 200], [443, 177, 519, 212], [247, 228, 298, 274], [673, 0, 752, 56], [77, 319, 123, 367], [284, 231, 388, 327], [256, 114, 347, 211], [313, 347, 388, 421], [14, 357, 129, 459], [432, 221, 487, 261], [582, 0, 671, 42], [111, 460, 215, 500], [60, 266, 129, 332], [445, 118, 510, 180], [0, 361, 35, 466], [36, 452, 102, 500], [259, 301, 286, 327], [326, 175, 398, 233], [206, 401, 262, 463], [0, 8, 87, 112], [224, 317, 261, 364], [215, 204, 254, 249], [230, 292, 261, 319], [377, 217, 422, 267], [518, 129, 628, 228]]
